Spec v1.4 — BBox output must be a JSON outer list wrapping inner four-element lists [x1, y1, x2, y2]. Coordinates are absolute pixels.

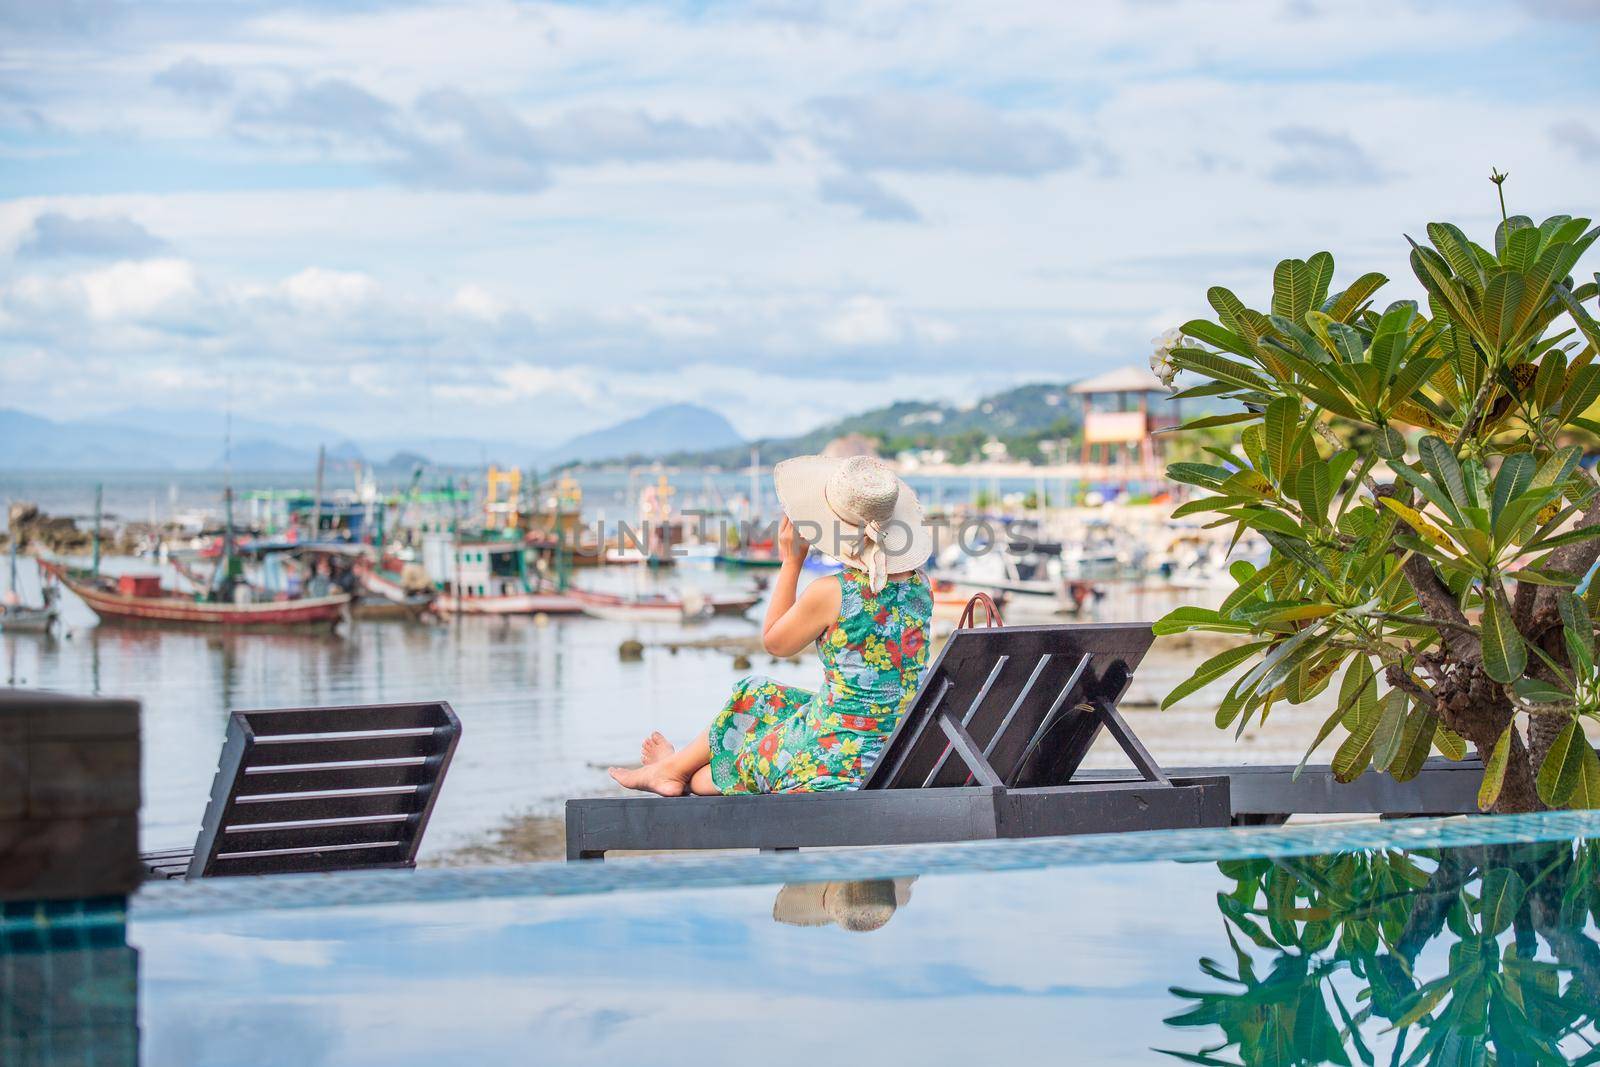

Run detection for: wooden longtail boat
[[434, 588, 584, 615], [40, 560, 351, 630], [570, 587, 760, 622]]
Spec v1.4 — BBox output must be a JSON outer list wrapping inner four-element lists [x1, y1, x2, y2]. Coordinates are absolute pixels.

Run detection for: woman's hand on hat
[[778, 516, 808, 564]]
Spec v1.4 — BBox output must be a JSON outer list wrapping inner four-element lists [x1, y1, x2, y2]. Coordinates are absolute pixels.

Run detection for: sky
[[2, 0, 1598, 446]]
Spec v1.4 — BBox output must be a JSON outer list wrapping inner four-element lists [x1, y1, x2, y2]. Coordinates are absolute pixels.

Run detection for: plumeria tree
[[1156, 184, 1600, 813]]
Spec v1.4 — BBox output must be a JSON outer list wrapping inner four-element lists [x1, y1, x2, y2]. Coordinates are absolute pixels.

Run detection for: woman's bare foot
[[641, 731, 675, 765], [608, 763, 690, 797]]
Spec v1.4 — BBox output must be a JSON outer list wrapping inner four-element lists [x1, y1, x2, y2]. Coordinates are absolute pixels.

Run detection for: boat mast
[[92, 482, 103, 577], [219, 406, 236, 598], [311, 443, 325, 542], [749, 446, 759, 522]]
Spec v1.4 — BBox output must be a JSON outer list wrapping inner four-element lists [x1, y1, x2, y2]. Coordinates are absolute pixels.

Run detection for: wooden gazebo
[[1070, 365, 1178, 469]]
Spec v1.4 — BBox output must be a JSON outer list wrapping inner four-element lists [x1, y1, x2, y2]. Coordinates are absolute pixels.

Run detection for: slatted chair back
[[186, 701, 461, 878], [863, 623, 1158, 791]]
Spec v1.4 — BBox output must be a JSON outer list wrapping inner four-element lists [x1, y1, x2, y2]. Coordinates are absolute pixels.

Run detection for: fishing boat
[[356, 557, 439, 619], [0, 536, 61, 633], [423, 532, 583, 615], [40, 560, 350, 630], [571, 587, 760, 622]]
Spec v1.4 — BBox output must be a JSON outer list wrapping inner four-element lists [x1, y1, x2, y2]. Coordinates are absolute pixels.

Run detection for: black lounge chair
[[564, 622, 1233, 860], [142, 700, 460, 879]]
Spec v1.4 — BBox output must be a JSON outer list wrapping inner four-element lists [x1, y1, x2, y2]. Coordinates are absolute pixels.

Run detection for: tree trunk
[[1492, 727, 1540, 814], [1525, 711, 1566, 790], [1429, 659, 1541, 813]]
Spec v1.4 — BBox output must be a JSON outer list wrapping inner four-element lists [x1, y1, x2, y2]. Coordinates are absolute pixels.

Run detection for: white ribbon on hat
[[824, 481, 890, 594]]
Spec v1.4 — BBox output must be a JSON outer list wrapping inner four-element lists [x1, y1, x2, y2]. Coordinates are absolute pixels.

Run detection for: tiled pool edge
[[130, 809, 1600, 920]]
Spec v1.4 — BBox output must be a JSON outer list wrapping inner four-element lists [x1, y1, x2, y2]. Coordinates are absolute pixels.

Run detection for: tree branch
[[1372, 484, 1482, 665]]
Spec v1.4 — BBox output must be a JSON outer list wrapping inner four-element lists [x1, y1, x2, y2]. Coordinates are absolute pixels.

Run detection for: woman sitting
[[609, 454, 933, 796]]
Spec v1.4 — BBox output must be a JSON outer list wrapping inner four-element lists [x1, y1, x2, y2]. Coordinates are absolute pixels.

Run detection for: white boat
[[571, 587, 759, 623], [929, 541, 1093, 615], [0, 598, 59, 633], [1, 539, 59, 633]]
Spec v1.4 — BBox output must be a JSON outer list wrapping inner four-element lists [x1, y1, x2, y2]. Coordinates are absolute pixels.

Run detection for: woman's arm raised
[[761, 517, 840, 657]]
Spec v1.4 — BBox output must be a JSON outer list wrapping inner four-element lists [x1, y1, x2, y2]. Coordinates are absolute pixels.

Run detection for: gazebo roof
[[1068, 365, 1168, 394]]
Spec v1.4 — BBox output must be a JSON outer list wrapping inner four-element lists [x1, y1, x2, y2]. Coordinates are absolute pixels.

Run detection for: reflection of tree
[[1163, 842, 1600, 1065]]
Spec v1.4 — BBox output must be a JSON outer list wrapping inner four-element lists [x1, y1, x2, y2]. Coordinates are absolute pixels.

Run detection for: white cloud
[[820, 295, 901, 346], [6, 257, 199, 321], [279, 266, 380, 313], [451, 283, 509, 321]]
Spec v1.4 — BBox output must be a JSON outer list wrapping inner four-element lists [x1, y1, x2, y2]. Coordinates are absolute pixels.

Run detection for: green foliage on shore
[[628, 381, 1086, 468], [1156, 182, 1600, 813]]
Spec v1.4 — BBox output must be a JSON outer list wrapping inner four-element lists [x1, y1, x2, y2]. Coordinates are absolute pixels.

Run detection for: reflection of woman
[[609, 455, 933, 797], [772, 879, 915, 933]]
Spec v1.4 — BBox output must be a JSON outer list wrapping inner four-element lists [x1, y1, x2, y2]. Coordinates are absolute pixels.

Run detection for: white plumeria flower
[[1149, 327, 1183, 388]]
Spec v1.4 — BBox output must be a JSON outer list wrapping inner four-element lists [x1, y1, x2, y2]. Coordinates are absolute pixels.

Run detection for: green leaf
[[1559, 592, 1595, 677], [1375, 424, 1405, 459], [1434, 724, 1467, 761], [1480, 868, 1526, 936], [1501, 224, 1540, 273], [1571, 741, 1600, 809], [1513, 678, 1569, 703], [1306, 251, 1335, 309], [1558, 364, 1600, 426], [1535, 718, 1595, 807], [1326, 271, 1388, 322], [1153, 605, 1254, 636], [1490, 452, 1536, 524], [1370, 690, 1410, 772], [1389, 703, 1439, 782], [1419, 435, 1471, 514], [1180, 320, 1262, 361], [1162, 641, 1272, 710], [1333, 691, 1383, 783], [1478, 726, 1512, 811], [1176, 411, 1261, 431], [1480, 586, 1526, 684], [1429, 221, 1487, 292], [1291, 461, 1334, 523], [1483, 271, 1525, 347], [1272, 258, 1313, 322], [1263, 397, 1299, 483]]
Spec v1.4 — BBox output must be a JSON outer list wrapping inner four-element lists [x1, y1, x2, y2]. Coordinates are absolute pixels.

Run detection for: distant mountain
[[658, 382, 1085, 468], [0, 402, 743, 473], [0, 407, 195, 469], [82, 407, 341, 447], [539, 403, 743, 465]]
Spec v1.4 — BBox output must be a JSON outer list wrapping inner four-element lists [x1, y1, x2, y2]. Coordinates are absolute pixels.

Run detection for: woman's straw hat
[[773, 454, 932, 589]]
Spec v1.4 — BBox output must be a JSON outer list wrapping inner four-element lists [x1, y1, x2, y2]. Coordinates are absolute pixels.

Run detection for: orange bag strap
[[957, 592, 1005, 629]]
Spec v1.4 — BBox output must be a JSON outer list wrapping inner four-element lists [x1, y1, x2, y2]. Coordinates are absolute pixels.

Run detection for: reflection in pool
[[771, 879, 916, 932], [1166, 840, 1600, 1065], [12, 819, 1597, 1066]]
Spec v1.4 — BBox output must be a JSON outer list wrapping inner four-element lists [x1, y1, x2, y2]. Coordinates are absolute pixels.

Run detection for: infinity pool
[[12, 814, 1600, 1066]]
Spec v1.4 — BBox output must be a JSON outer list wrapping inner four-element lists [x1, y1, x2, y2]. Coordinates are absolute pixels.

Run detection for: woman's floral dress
[[708, 569, 933, 793]]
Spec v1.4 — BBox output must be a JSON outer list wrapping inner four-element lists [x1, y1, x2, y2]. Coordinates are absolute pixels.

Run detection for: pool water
[[14, 813, 1600, 1066]]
